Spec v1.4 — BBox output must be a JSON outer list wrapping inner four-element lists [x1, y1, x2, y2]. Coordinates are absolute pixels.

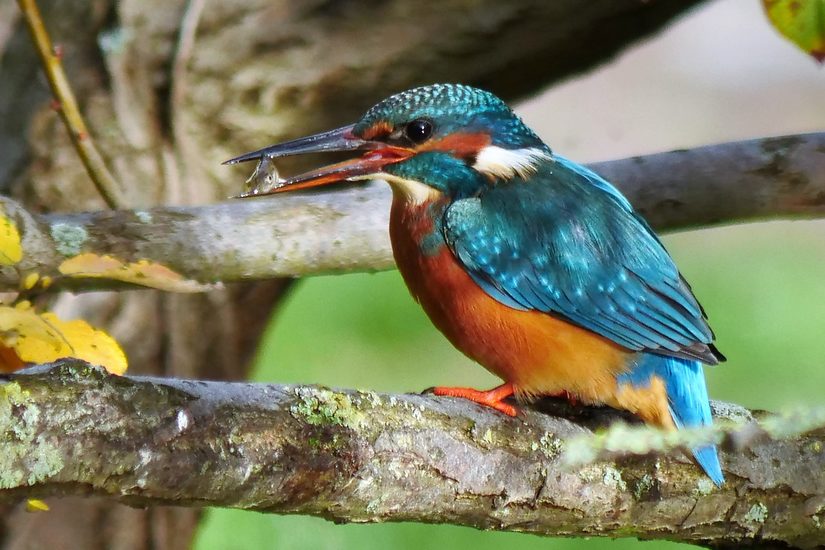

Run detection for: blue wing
[[442, 156, 721, 364]]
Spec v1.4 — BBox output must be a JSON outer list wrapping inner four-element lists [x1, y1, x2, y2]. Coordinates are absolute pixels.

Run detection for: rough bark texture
[[1, 361, 824, 550], [1, 132, 822, 295]]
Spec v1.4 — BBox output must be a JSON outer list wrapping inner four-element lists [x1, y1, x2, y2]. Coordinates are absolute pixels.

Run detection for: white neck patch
[[349, 173, 440, 206], [472, 146, 551, 180], [382, 174, 441, 205]]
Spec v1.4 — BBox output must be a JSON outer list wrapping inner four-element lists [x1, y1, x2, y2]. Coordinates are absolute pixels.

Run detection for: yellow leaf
[[0, 304, 127, 375], [22, 272, 39, 290], [26, 499, 50, 512], [0, 205, 23, 265], [58, 253, 214, 293], [764, 0, 825, 62]]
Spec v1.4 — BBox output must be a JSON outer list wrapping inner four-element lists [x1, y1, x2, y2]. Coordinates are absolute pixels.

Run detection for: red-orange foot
[[432, 382, 518, 416]]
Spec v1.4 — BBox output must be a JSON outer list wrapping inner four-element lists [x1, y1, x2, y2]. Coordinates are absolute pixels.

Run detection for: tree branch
[[2, 132, 823, 294], [1, 360, 823, 549]]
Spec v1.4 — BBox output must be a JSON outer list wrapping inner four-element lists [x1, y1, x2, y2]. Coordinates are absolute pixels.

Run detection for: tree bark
[[1, 360, 823, 550], [0, 132, 822, 295]]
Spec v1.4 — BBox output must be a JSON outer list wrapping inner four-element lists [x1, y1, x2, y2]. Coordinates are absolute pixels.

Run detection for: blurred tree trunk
[[0, 0, 706, 548]]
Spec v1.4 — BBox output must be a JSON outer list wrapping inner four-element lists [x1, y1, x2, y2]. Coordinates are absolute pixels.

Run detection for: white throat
[[350, 173, 440, 205]]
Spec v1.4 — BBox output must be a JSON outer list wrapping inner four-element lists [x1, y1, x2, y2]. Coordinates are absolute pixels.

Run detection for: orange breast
[[389, 194, 644, 408]]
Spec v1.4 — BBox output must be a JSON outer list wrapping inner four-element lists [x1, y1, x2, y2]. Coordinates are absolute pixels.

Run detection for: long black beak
[[222, 124, 370, 165], [224, 124, 412, 197]]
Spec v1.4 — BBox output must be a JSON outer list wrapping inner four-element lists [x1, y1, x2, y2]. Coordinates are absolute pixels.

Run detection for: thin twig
[[164, 0, 207, 205], [16, 0, 124, 209], [169, 0, 206, 130]]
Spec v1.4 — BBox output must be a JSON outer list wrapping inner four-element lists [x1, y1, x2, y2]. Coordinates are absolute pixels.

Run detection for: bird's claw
[[429, 383, 519, 417]]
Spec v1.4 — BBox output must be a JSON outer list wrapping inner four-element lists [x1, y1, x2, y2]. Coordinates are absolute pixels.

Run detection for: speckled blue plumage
[[428, 152, 724, 483], [374, 84, 725, 484], [441, 156, 720, 364], [355, 84, 544, 149]]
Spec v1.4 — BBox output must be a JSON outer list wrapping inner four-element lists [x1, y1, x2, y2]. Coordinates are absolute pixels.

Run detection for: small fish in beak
[[242, 154, 284, 196], [224, 124, 412, 198]]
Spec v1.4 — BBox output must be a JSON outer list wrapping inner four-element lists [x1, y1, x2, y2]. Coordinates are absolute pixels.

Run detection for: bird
[[225, 83, 725, 486]]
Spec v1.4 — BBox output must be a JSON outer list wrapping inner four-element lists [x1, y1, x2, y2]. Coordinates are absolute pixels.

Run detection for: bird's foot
[[430, 382, 518, 416]]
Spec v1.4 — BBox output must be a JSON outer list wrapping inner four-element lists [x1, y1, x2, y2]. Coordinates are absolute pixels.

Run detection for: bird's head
[[225, 84, 550, 200]]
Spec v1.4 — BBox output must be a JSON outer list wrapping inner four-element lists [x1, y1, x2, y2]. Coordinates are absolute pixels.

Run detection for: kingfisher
[[225, 84, 725, 485]]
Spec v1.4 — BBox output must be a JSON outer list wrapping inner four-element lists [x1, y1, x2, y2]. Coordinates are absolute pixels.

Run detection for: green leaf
[[764, 0, 825, 63]]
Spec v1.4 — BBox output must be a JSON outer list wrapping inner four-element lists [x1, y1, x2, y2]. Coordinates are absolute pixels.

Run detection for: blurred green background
[[196, 1, 825, 548]]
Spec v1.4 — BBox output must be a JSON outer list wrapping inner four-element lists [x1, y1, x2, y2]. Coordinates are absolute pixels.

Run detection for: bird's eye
[[404, 119, 433, 144]]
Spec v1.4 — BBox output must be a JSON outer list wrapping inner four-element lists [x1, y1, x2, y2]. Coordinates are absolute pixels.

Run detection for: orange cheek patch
[[361, 121, 393, 140], [419, 132, 490, 158]]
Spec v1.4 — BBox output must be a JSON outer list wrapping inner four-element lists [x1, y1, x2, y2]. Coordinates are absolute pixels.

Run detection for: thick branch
[[2, 132, 824, 294], [1, 360, 823, 549]]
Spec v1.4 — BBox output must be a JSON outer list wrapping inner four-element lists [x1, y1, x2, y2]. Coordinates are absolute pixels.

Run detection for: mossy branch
[[1, 360, 823, 549], [1, 132, 823, 295], [562, 404, 825, 470]]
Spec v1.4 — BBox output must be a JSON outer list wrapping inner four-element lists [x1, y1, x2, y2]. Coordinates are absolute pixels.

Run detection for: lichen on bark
[[1, 360, 823, 548]]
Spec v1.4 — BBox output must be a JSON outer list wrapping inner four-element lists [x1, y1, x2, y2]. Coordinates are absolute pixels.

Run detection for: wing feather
[[442, 157, 721, 364]]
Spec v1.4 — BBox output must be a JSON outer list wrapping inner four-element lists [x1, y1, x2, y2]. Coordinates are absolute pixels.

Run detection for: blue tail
[[618, 354, 724, 486]]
